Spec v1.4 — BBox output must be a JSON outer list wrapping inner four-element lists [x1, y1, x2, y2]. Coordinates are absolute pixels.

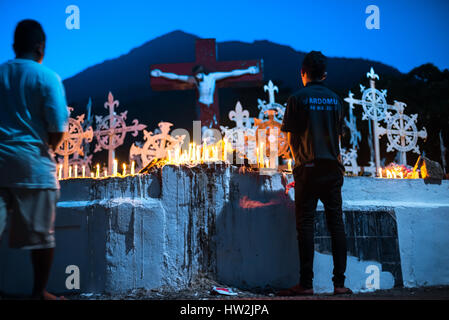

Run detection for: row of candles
[[377, 167, 419, 179], [166, 140, 293, 171], [59, 139, 294, 180], [58, 160, 136, 180]]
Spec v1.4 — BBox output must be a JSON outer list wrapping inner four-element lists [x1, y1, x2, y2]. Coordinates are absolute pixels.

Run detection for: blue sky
[[1, 0, 448, 80]]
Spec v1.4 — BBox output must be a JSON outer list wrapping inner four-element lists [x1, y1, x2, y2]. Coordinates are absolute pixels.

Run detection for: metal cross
[[54, 107, 93, 178], [344, 67, 397, 173], [377, 101, 427, 165], [343, 91, 362, 150], [220, 101, 257, 164], [130, 122, 185, 169], [94, 92, 147, 175], [257, 80, 286, 123]]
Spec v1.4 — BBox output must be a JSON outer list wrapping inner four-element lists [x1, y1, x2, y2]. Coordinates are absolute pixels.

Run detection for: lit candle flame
[[96, 164, 100, 178], [131, 161, 135, 175]]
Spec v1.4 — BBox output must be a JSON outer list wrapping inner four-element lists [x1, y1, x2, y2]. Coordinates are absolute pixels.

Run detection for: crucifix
[[150, 38, 263, 131], [94, 92, 147, 175]]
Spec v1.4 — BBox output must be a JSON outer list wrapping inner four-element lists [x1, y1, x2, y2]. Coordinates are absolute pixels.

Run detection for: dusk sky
[[1, 0, 448, 80]]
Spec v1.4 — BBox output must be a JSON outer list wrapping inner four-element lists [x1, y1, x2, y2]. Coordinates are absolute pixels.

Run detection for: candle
[[287, 159, 292, 172], [91, 172, 94, 178], [201, 142, 206, 162], [82, 165, 86, 178], [96, 164, 100, 178], [58, 164, 63, 180], [188, 143, 193, 162], [123, 163, 126, 176], [196, 146, 201, 163], [378, 168, 382, 178], [104, 169, 107, 177], [113, 159, 118, 176], [68, 166, 72, 178], [131, 161, 135, 175], [223, 139, 228, 162], [74, 165, 78, 178]]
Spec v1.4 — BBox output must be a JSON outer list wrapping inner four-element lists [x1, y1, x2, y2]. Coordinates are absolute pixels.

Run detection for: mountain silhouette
[[62, 30, 402, 163]]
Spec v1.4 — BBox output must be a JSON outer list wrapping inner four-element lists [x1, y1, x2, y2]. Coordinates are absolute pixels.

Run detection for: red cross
[[150, 38, 263, 129]]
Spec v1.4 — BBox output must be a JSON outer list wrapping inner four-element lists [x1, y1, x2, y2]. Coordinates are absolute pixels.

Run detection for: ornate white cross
[[341, 148, 360, 175], [94, 92, 147, 175], [343, 91, 362, 150], [254, 109, 290, 160], [344, 67, 398, 173], [220, 101, 257, 164], [257, 80, 286, 123], [376, 101, 427, 165], [54, 107, 93, 178], [129, 122, 185, 169]]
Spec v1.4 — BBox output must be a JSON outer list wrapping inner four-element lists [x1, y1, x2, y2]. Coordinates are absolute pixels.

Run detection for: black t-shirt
[[281, 81, 344, 169]]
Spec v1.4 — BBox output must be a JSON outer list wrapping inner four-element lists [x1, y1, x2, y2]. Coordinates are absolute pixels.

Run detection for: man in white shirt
[[0, 20, 69, 300]]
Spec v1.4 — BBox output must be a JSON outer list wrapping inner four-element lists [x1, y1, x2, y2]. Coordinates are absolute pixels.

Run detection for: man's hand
[[151, 69, 162, 77], [248, 66, 259, 74]]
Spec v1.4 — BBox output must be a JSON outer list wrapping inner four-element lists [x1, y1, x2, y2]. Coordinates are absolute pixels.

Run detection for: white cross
[[54, 107, 93, 178], [130, 121, 185, 169], [257, 80, 286, 123], [376, 101, 427, 165], [94, 92, 146, 175]]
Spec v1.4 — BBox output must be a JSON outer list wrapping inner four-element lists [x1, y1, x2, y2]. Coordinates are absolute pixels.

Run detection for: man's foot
[[32, 290, 67, 300], [277, 284, 314, 297], [334, 286, 353, 295]]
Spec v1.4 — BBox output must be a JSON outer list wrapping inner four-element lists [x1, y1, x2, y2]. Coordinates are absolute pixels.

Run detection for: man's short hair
[[13, 19, 46, 54], [192, 65, 209, 75], [302, 51, 327, 80]]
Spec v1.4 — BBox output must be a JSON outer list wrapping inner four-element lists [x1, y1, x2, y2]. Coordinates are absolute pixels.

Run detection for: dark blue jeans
[[293, 160, 347, 289]]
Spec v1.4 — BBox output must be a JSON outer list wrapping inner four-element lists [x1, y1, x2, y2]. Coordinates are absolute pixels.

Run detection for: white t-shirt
[[0, 59, 69, 189]]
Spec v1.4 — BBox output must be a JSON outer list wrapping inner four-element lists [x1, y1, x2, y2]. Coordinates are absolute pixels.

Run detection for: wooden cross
[[150, 38, 263, 129]]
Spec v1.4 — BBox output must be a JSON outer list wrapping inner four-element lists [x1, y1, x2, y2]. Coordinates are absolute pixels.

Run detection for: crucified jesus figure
[[151, 65, 260, 131]]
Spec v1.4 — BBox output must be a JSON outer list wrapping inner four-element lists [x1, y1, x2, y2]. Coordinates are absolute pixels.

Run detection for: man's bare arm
[[151, 69, 193, 83], [213, 66, 259, 81], [48, 132, 65, 151]]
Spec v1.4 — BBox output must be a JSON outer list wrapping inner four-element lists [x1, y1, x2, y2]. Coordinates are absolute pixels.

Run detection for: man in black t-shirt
[[278, 51, 352, 296]]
